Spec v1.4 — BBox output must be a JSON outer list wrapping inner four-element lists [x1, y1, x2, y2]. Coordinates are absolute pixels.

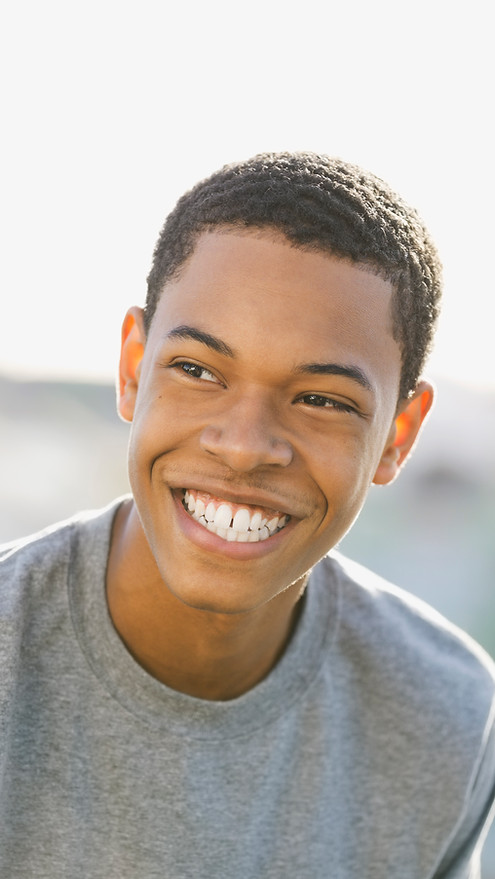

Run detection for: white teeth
[[215, 527, 228, 540], [182, 491, 290, 543], [205, 501, 217, 522], [232, 508, 251, 532], [214, 504, 233, 529], [250, 511, 262, 531]]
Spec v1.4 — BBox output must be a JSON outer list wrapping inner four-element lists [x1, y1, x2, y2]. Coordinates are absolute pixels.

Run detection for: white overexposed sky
[[1, 0, 493, 388]]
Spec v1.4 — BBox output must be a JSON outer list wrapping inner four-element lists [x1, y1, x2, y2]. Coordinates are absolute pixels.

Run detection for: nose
[[199, 395, 293, 472]]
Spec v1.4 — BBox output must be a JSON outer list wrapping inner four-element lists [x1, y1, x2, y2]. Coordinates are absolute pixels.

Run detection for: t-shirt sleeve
[[432, 701, 495, 878]]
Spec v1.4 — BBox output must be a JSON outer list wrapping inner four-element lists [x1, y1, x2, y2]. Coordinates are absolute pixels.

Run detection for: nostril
[[270, 438, 293, 466], [199, 423, 293, 471]]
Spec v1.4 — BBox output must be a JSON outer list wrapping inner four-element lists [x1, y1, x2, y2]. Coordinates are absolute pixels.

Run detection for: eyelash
[[173, 361, 221, 384], [297, 394, 356, 414], [172, 361, 358, 414]]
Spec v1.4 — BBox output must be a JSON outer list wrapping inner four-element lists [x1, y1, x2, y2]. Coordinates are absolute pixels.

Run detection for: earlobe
[[118, 307, 146, 423], [372, 381, 434, 486]]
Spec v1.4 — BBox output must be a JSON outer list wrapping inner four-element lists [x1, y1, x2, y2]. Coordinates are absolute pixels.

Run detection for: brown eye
[[177, 362, 219, 384], [299, 394, 355, 414], [181, 363, 203, 378], [303, 394, 329, 407]]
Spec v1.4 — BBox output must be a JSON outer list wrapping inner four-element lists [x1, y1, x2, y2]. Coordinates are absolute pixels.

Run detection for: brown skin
[[107, 229, 433, 700]]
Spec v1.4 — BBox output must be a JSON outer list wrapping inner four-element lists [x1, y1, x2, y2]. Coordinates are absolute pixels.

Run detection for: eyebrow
[[295, 361, 374, 393], [166, 325, 235, 358], [166, 324, 373, 393]]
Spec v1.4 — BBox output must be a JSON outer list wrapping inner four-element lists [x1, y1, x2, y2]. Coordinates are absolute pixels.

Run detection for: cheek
[[130, 391, 186, 453], [126, 402, 171, 487], [311, 438, 380, 524]]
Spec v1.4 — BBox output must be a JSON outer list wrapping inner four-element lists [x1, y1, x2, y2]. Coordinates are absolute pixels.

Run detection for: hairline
[[144, 222, 406, 399]]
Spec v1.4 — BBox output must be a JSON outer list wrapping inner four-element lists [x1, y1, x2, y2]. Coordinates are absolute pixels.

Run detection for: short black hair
[[145, 152, 442, 400]]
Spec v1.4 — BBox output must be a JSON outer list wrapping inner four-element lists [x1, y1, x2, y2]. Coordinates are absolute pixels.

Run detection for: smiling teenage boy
[[1, 153, 495, 878]]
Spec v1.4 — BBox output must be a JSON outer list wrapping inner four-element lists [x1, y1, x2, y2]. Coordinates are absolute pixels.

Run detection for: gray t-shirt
[[1, 499, 495, 878]]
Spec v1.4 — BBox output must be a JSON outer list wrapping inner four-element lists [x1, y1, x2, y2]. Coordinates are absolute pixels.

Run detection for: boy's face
[[121, 230, 416, 614]]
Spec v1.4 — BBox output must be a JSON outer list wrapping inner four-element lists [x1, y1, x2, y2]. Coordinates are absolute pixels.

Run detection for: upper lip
[[170, 478, 306, 519]]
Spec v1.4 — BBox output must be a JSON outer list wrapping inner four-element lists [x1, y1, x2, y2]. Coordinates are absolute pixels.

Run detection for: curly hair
[[145, 152, 442, 400]]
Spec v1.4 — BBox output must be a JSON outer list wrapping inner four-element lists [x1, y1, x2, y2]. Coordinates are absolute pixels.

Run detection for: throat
[[129, 592, 306, 701]]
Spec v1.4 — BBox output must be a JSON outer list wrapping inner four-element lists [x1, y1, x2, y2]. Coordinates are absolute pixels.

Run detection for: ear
[[118, 306, 146, 423], [372, 381, 434, 486]]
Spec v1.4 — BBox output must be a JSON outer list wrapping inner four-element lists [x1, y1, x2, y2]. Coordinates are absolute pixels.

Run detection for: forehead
[[150, 229, 401, 396]]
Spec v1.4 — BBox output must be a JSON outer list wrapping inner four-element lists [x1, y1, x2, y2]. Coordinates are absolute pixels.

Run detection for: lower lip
[[172, 491, 296, 560]]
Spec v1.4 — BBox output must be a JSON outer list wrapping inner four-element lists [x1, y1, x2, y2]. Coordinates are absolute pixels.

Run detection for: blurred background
[[1, 0, 494, 870]]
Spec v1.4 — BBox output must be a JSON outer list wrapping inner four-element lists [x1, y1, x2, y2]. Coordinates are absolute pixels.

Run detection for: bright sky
[[1, 0, 493, 388]]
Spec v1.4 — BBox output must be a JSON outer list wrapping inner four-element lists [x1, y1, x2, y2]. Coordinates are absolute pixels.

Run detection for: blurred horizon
[[2, 368, 494, 654], [1, 1, 494, 392]]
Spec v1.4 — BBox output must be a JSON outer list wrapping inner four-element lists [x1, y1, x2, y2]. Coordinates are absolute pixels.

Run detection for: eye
[[298, 394, 356, 414], [175, 361, 221, 384]]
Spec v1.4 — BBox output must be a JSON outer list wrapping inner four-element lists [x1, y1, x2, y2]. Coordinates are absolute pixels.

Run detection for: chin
[[167, 583, 266, 616], [156, 561, 296, 616]]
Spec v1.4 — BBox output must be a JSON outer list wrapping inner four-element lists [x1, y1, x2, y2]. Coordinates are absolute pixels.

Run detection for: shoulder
[[310, 554, 495, 874], [314, 552, 495, 739], [0, 499, 123, 617], [0, 517, 74, 620], [0, 499, 123, 715], [323, 551, 495, 674]]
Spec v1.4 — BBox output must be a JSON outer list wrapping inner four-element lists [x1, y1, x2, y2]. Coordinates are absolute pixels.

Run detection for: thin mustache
[[166, 465, 315, 516]]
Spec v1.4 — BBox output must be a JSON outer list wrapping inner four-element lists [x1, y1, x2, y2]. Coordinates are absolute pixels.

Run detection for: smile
[[182, 489, 290, 543]]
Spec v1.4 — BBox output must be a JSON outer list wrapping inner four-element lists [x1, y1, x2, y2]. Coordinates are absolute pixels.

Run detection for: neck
[[106, 500, 306, 701]]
